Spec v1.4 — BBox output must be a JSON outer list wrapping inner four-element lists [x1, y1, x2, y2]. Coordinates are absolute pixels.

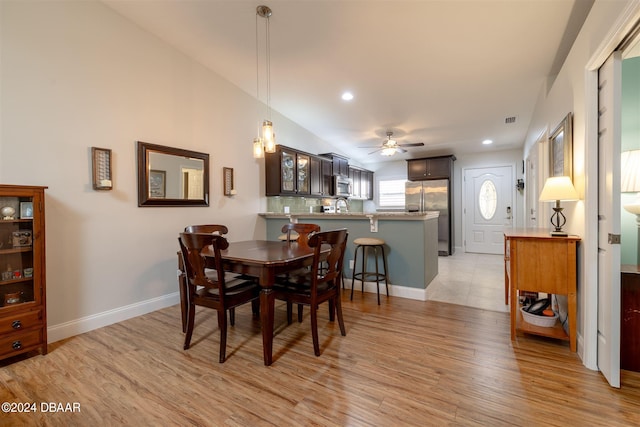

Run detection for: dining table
[[213, 240, 326, 366]]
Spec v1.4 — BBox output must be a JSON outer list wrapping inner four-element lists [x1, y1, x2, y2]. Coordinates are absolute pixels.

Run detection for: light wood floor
[[2, 292, 640, 426]]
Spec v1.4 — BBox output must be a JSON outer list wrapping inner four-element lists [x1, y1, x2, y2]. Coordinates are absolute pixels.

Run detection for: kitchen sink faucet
[[335, 197, 349, 213]]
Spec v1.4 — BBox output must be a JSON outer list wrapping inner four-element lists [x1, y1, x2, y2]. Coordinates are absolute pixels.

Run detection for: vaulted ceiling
[[102, 0, 593, 164]]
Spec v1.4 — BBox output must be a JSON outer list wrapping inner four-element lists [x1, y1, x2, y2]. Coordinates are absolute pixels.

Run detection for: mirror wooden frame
[[137, 141, 210, 207]]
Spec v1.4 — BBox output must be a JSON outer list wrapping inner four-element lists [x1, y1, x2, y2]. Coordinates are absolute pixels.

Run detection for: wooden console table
[[504, 229, 580, 351]]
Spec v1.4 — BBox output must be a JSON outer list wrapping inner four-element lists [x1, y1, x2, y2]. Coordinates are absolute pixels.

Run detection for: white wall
[[523, 0, 636, 368], [0, 1, 336, 340]]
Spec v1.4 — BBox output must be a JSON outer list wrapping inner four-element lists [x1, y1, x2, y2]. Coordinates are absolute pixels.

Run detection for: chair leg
[[310, 303, 320, 356], [351, 245, 359, 301], [374, 246, 381, 305], [297, 304, 304, 323], [334, 295, 346, 336], [286, 301, 293, 325], [328, 299, 335, 322], [218, 309, 227, 363], [361, 246, 366, 294], [183, 303, 196, 350], [251, 299, 260, 317], [381, 245, 389, 297], [229, 307, 235, 326], [179, 273, 188, 333]]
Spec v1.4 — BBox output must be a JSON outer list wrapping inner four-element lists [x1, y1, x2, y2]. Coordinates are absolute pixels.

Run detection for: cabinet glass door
[[281, 150, 296, 193], [297, 154, 310, 194], [0, 195, 35, 308]]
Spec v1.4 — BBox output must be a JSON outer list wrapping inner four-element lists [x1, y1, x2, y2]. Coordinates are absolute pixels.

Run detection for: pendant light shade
[[262, 120, 276, 153], [253, 138, 264, 158]]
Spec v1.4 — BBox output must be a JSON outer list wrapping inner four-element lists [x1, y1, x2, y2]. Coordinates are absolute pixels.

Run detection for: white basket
[[520, 307, 558, 328]]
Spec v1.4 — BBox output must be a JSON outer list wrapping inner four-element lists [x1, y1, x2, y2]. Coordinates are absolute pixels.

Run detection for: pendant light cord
[[256, 12, 261, 136], [266, 15, 271, 121]]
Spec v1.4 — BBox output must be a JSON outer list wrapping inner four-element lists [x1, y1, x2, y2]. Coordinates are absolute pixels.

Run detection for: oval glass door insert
[[478, 179, 497, 220]]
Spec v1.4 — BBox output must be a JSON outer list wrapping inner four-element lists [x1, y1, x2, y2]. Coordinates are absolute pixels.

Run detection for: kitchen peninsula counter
[[259, 211, 439, 300]]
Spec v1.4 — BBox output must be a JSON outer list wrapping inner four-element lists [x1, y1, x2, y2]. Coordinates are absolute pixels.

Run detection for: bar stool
[[350, 237, 389, 304]]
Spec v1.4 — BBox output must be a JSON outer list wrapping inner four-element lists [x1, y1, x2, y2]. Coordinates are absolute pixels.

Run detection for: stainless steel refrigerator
[[406, 179, 453, 255]]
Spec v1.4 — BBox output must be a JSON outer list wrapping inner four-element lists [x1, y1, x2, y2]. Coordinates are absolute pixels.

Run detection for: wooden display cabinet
[[0, 185, 47, 361], [504, 229, 580, 351]]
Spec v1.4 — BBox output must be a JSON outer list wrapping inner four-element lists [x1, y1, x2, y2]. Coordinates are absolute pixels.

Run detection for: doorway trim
[[582, 2, 640, 371]]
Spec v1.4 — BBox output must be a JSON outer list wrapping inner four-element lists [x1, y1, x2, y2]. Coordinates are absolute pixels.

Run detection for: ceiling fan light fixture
[[381, 147, 396, 156]]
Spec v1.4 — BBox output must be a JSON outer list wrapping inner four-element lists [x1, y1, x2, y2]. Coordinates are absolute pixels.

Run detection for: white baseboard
[[47, 292, 180, 343], [343, 279, 427, 301]]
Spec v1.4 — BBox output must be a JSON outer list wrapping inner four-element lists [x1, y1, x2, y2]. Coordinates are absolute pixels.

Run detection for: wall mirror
[[137, 141, 209, 207]]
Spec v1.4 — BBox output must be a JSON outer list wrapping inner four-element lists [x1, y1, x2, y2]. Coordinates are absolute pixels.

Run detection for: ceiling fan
[[361, 131, 425, 156]]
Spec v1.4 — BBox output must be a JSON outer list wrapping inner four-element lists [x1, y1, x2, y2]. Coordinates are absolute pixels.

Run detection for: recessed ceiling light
[[341, 92, 354, 101], [482, 139, 493, 145]]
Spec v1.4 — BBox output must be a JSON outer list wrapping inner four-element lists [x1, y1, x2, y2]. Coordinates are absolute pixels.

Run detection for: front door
[[597, 51, 621, 388], [464, 166, 514, 254]]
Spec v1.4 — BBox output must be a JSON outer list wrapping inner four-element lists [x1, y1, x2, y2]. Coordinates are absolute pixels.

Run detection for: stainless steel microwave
[[334, 176, 352, 197]]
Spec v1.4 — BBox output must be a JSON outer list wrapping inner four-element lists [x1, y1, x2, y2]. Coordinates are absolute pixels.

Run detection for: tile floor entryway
[[426, 251, 508, 313]]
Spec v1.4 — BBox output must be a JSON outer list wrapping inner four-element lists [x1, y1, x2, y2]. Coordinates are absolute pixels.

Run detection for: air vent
[[505, 116, 517, 124]]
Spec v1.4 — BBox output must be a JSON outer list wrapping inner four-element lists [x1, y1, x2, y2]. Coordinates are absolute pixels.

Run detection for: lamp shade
[[539, 176, 579, 202], [621, 150, 640, 193]]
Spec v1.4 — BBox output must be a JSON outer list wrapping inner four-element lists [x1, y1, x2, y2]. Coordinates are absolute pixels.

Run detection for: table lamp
[[539, 176, 579, 236], [621, 150, 640, 264]]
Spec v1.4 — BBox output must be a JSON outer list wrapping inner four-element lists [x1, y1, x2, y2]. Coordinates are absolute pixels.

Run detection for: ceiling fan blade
[[398, 142, 425, 147], [368, 148, 384, 155], [397, 147, 407, 153]]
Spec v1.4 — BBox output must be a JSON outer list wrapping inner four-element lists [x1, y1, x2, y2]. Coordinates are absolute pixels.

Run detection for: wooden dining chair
[[273, 228, 348, 356], [179, 232, 260, 363], [278, 223, 321, 321], [178, 225, 229, 332]]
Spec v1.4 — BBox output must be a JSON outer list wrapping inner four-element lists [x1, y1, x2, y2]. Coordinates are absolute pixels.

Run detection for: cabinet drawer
[[0, 329, 42, 358], [0, 309, 43, 334]]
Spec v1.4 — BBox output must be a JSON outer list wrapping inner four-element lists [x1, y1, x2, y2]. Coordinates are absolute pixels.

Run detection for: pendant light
[[253, 5, 276, 158]]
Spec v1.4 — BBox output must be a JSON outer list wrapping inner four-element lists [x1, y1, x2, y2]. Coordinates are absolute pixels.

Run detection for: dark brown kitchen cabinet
[[349, 167, 361, 199], [0, 185, 47, 362], [265, 146, 311, 196], [320, 153, 349, 177], [309, 156, 333, 197], [407, 155, 455, 181], [348, 166, 374, 200], [361, 169, 373, 200]]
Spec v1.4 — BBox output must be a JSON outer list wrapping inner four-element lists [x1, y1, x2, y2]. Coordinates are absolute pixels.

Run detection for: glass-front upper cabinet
[[296, 153, 310, 195], [265, 145, 316, 196], [0, 185, 47, 361], [281, 149, 296, 194]]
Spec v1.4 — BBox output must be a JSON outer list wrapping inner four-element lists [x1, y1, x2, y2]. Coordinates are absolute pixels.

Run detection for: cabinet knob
[[12, 340, 22, 350], [11, 320, 22, 329]]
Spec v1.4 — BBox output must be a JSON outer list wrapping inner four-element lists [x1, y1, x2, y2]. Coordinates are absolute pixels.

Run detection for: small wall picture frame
[[223, 167, 235, 196], [149, 169, 166, 198], [20, 202, 33, 219], [92, 147, 113, 190], [549, 113, 573, 180]]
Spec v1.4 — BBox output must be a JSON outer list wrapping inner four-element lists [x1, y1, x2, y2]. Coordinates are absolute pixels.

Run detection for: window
[[378, 179, 406, 207]]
